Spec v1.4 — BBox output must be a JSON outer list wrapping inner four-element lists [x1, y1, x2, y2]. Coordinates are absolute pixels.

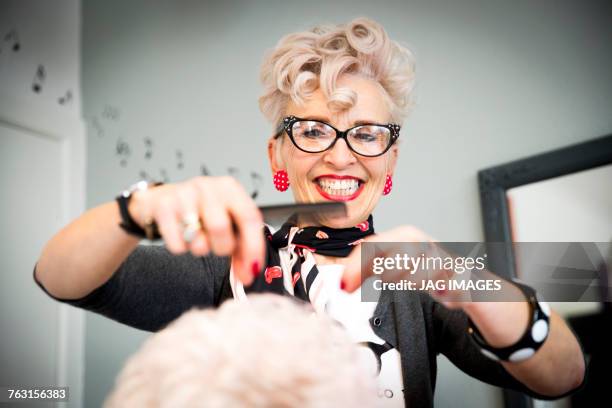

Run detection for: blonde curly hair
[[259, 17, 416, 128], [104, 294, 377, 408]]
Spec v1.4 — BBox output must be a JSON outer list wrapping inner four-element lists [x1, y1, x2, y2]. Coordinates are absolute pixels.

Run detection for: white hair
[[104, 294, 377, 408], [259, 17, 416, 127]]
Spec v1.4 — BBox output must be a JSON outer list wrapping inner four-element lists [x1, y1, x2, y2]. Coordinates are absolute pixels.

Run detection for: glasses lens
[[347, 125, 392, 156], [291, 121, 336, 152]]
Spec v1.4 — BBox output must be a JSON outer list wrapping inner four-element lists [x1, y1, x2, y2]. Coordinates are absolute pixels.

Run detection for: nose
[[322, 137, 358, 168]]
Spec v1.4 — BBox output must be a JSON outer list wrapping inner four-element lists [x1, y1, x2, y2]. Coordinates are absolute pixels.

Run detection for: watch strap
[[115, 182, 162, 240]]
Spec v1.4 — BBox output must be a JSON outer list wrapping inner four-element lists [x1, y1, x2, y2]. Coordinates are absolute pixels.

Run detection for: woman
[[35, 17, 585, 407]]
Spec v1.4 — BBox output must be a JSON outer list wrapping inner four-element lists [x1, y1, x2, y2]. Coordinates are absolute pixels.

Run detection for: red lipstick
[[314, 174, 365, 202]]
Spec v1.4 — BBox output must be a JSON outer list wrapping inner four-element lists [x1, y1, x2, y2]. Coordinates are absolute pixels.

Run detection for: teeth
[[316, 178, 361, 196]]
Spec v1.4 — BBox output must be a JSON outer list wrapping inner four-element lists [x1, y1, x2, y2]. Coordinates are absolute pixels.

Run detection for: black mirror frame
[[478, 134, 612, 408]]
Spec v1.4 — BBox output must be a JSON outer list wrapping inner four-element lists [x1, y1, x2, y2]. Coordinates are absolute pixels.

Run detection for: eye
[[303, 129, 325, 138], [293, 121, 333, 139], [349, 125, 390, 145], [353, 132, 377, 142]]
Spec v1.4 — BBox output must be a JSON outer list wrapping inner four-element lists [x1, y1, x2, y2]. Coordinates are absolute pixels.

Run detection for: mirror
[[479, 134, 612, 408]]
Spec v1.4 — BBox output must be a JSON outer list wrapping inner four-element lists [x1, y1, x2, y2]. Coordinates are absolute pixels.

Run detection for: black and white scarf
[[231, 215, 374, 303]]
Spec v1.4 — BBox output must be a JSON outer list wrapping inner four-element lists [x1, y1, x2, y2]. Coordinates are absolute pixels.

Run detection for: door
[[0, 92, 85, 408]]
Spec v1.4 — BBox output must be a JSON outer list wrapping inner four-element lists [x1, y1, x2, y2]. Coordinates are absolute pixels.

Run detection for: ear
[[267, 135, 284, 174], [387, 143, 399, 175]]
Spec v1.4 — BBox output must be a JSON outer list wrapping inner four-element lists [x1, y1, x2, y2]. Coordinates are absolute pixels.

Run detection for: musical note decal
[[139, 170, 151, 181], [32, 64, 45, 93], [58, 90, 73, 105], [94, 104, 262, 198], [250, 171, 263, 199], [115, 138, 131, 167], [89, 116, 104, 137], [228, 167, 241, 179], [176, 150, 184, 170], [159, 168, 169, 183], [3, 29, 20, 52], [144, 137, 153, 160], [102, 104, 120, 121]]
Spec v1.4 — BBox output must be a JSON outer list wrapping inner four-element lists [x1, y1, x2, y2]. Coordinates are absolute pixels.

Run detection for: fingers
[[188, 230, 210, 257], [196, 179, 237, 256], [176, 184, 210, 256], [140, 177, 264, 288], [341, 226, 436, 293], [194, 177, 264, 285], [147, 189, 182, 254], [339, 245, 363, 293], [222, 178, 265, 285], [340, 229, 475, 306], [341, 238, 406, 293]]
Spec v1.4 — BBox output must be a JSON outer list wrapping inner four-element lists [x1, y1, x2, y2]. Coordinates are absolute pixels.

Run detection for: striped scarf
[[244, 215, 374, 302]]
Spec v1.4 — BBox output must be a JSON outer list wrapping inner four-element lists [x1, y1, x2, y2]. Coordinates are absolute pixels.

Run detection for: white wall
[[80, 0, 612, 407], [0, 1, 85, 407], [0, 0, 81, 116]]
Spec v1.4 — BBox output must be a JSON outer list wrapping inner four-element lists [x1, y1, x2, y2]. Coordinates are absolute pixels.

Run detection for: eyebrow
[[301, 115, 386, 127]]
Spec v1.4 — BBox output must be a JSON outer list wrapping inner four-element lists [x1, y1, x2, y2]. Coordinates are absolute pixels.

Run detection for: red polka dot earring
[[273, 170, 290, 192], [383, 174, 393, 195]]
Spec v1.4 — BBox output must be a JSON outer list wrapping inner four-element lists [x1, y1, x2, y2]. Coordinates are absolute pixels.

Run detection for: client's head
[[104, 294, 376, 407]]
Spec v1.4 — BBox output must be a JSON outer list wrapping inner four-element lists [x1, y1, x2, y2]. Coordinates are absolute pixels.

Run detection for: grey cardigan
[[34, 245, 581, 407]]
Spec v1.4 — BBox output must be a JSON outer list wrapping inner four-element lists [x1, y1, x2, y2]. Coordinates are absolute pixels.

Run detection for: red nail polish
[[252, 261, 260, 277], [340, 280, 346, 290]]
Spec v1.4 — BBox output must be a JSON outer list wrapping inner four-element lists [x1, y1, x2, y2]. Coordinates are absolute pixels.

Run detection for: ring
[[182, 213, 202, 243]]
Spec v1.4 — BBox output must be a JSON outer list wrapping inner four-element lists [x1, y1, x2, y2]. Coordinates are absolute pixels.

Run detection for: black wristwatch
[[116, 180, 163, 240]]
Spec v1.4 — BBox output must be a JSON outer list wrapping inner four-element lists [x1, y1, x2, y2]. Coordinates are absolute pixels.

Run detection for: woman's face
[[268, 75, 399, 228]]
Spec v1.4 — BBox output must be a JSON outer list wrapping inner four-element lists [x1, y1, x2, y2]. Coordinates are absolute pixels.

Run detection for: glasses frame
[[275, 115, 400, 157]]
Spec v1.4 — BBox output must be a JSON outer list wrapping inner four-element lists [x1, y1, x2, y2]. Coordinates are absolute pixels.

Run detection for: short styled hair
[[259, 17, 416, 127], [104, 294, 377, 408]]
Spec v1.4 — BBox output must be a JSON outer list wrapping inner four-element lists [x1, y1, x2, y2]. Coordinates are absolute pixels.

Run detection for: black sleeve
[[33, 245, 232, 332], [431, 299, 587, 401]]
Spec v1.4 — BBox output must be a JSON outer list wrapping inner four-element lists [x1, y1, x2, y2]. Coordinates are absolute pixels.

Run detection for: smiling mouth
[[314, 176, 365, 201]]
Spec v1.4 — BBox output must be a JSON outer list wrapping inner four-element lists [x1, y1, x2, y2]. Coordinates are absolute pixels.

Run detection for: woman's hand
[[129, 176, 265, 286], [341, 226, 585, 395], [340, 225, 473, 308]]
